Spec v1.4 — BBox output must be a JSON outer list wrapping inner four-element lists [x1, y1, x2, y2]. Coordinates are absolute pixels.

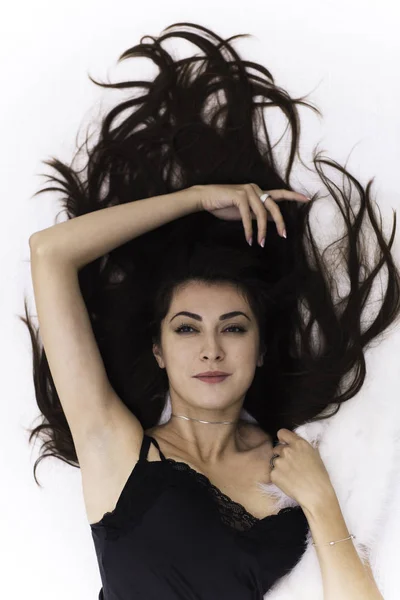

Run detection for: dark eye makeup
[[174, 323, 247, 334]]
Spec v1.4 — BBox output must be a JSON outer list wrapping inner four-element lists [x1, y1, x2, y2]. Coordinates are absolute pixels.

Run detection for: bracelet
[[312, 534, 356, 547]]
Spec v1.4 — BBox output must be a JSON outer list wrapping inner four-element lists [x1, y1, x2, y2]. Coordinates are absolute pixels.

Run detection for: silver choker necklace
[[171, 413, 239, 425]]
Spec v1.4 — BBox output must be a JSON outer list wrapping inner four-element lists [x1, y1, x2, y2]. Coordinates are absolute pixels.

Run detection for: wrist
[[301, 484, 339, 520], [189, 185, 204, 213]]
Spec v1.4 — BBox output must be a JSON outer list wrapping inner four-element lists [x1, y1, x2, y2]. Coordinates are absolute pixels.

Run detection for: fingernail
[[248, 236, 253, 246], [282, 229, 287, 239], [260, 237, 265, 248]]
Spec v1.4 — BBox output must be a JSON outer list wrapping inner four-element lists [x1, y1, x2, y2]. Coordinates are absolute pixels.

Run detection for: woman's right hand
[[193, 183, 311, 247]]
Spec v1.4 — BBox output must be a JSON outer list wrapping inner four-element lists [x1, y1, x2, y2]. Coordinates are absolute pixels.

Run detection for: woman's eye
[[175, 324, 245, 334]]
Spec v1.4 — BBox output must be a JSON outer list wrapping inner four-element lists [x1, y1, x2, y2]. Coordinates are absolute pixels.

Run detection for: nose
[[200, 337, 224, 360]]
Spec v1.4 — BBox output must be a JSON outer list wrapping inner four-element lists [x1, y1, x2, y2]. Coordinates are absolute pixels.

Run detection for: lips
[[197, 376, 228, 378], [194, 372, 230, 377], [195, 375, 231, 383]]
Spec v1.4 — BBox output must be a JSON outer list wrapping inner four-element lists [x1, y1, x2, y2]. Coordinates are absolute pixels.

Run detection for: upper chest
[[145, 426, 280, 520]]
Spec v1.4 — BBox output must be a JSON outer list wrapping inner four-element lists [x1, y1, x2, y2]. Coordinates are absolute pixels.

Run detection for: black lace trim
[[164, 458, 293, 533]]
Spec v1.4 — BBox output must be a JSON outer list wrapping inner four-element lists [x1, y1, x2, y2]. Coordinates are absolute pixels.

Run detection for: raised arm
[[30, 186, 202, 269], [29, 186, 202, 455]]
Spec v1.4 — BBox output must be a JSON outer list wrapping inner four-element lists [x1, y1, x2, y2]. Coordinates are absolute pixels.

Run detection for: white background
[[1, 1, 399, 598]]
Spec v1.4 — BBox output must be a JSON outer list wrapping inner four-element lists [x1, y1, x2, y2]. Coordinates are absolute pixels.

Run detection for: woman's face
[[152, 281, 264, 413]]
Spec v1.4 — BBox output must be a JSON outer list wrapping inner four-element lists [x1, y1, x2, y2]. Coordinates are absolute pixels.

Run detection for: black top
[[90, 433, 310, 599]]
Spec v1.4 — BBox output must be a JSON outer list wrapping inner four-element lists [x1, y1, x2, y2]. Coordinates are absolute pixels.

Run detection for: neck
[[162, 412, 248, 465]]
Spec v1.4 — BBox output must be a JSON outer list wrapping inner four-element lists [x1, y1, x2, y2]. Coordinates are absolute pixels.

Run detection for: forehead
[[170, 282, 246, 306]]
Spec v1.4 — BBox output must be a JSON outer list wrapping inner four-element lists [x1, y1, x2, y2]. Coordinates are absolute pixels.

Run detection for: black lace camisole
[[90, 433, 310, 599]]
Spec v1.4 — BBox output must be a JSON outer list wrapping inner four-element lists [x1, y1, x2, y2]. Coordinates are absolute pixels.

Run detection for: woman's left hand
[[270, 429, 335, 511]]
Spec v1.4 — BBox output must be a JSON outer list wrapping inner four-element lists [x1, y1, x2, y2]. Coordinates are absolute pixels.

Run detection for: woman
[[23, 22, 398, 599]]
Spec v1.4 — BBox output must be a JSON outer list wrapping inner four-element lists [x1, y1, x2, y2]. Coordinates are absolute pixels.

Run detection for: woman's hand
[[270, 429, 335, 512], [194, 183, 311, 247]]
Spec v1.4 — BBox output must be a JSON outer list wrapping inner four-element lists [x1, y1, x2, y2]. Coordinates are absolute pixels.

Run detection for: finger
[[263, 197, 286, 237], [268, 189, 310, 202], [249, 185, 286, 234], [249, 184, 286, 240], [277, 428, 296, 443], [246, 185, 268, 245], [236, 190, 253, 245]]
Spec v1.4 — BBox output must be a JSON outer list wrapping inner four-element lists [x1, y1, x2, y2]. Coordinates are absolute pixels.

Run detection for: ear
[[152, 343, 164, 368], [257, 341, 266, 367], [257, 351, 265, 368]]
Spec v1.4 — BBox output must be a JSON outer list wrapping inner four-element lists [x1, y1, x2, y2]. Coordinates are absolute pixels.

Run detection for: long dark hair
[[20, 22, 400, 486]]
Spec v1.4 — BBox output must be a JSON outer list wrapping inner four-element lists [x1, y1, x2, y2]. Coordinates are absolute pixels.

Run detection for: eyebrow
[[169, 311, 251, 323]]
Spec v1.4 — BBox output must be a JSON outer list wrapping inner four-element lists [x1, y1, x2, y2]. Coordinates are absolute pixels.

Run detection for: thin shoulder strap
[[139, 433, 167, 462]]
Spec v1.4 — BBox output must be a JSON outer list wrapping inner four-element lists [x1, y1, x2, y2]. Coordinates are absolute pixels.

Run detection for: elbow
[[29, 232, 50, 255]]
